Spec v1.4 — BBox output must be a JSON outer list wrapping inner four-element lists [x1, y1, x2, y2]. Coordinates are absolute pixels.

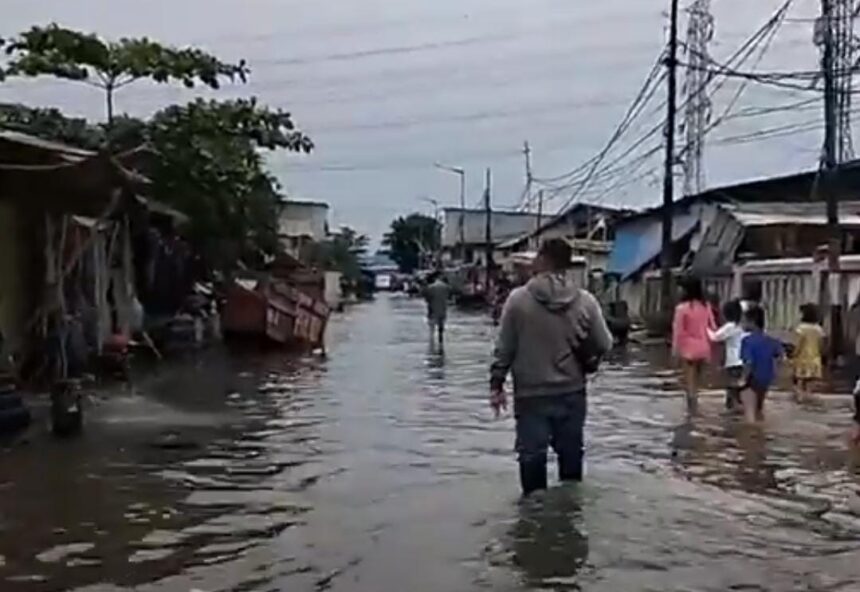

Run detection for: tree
[[144, 98, 312, 271], [2, 24, 248, 127], [383, 213, 440, 273], [0, 98, 313, 273], [302, 226, 369, 280], [0, 102, 103, 147]]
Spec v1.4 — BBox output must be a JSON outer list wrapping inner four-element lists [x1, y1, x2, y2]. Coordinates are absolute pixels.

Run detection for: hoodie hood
[[526, 272, 580, 312]]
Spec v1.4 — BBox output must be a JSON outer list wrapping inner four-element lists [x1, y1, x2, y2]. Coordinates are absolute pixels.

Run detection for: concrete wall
[[278, 201, 329, 256], [323, 271, 342, 309]]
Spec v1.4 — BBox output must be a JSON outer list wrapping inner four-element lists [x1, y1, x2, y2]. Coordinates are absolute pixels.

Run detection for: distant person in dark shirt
[[740, 306, 783, 424], [423, 272, 449, 345]]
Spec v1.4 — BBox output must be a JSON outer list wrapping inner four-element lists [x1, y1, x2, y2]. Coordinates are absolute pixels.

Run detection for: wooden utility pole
[[484, 168, 493, 292], [661, 0, 680, 311]]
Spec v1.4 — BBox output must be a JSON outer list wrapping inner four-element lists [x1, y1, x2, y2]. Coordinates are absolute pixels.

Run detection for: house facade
[[278, 200, 330, 258], [442, 208, 540, 265]]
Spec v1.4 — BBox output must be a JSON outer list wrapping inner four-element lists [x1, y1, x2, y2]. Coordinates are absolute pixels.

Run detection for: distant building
[[442, 208, 540, 265], [278, 200, 329, 257], [495, 203, 632, 273]]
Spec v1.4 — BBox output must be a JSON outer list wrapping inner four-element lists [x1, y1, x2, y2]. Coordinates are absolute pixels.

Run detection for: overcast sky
[[0, 0, 829, 244]]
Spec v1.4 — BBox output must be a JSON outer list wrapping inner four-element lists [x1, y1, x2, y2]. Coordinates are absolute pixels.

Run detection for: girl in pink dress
[[672, 277, 715, 412]]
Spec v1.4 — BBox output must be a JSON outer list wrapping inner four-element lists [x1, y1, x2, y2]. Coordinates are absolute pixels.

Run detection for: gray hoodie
[[490, 272, 613, 398]]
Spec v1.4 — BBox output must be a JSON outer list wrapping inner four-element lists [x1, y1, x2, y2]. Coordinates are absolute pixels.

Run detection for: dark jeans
[[514, 391, 587, 495]]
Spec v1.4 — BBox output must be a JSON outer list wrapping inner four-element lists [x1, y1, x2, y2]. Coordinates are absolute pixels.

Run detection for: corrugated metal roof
[[691, 201, 860, 274], [724, 200, 860, 226], [0, 130, 94, 159]]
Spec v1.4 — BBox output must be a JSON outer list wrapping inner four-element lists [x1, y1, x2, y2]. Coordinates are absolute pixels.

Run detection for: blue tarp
[[607, 209, 700, 279]]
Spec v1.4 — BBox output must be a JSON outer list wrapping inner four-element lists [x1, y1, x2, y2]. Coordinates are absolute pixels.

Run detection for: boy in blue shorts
[[740, 306, 783, 424]]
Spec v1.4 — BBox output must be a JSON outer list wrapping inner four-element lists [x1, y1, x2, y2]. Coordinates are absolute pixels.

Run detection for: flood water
[[2, 295, 860, 592]]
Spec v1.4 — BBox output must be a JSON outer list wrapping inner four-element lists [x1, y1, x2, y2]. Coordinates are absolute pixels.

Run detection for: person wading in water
[[672, 276, 715, 413], [490, 239, 613, 495], [423, 272, 449, 346]]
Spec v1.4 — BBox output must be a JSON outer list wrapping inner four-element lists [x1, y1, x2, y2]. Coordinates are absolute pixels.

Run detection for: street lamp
[[434, 163, 466, 260], [419, 196, 440, 221], [419, 196, 442, 268]]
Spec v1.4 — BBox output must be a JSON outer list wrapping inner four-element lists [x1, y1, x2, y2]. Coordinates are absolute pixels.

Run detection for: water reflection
[[735, 429, 778, 492], [508, 487, 589, 591]]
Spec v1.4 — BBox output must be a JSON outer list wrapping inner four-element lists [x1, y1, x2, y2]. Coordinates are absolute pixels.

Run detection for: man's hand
[[850, 421, 860, 446], [490, 388, 508, 418]]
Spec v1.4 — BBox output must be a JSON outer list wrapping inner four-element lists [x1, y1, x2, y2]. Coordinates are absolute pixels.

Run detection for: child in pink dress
[[672, 277, 715, 412]]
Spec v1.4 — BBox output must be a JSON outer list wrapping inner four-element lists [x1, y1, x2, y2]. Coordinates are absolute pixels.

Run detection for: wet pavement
[[1, 294, 860, 592]]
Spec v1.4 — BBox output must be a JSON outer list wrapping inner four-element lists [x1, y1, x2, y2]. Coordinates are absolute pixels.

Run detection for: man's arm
[[490, 293, 518, 391]]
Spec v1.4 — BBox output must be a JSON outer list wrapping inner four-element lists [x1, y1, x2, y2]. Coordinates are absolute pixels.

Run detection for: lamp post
[[435, 163, 466, 260], [419, 196, 441, 268]]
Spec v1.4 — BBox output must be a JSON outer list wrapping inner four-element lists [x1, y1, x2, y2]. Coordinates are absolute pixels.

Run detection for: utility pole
[[484, 167, 493, 293], [459, 170, 466, 257], [822, 0, 838, 259], [522, 140, 533, 211], [536, 190, 544, 235], [661, 0, 680, 314], [819, 0, 843, 352]]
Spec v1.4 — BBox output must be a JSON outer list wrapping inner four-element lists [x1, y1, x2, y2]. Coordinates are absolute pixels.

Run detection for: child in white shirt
[[708, 299, 746, 411]]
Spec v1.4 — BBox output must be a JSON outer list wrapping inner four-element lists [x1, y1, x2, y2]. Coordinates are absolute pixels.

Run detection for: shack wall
[[0, 202, 24, 352]]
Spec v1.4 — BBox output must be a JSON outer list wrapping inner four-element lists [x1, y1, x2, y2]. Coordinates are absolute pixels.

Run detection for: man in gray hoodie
[[490, 239, 613, 495]]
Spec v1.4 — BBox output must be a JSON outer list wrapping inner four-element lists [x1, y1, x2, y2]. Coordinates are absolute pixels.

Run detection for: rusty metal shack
[[0, 131, 150, 379]]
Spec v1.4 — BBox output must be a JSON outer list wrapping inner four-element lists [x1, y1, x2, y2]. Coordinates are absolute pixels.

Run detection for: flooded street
[[2, 294, 860, 592]]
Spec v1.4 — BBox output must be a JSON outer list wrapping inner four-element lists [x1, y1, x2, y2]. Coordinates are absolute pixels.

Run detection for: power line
[[309, 96, 630, 134], [542, 0, 798, 215], [532, 54, 667, 214]]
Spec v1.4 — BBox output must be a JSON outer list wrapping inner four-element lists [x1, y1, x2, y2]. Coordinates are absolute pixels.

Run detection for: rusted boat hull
[[222, 278, 329, 349]]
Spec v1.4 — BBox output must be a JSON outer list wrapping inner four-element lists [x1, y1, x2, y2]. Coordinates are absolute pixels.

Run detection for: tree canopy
[[0, 102, 103, 147], [0, 98, 313, 273], [2, 24, 248, 123], [382, 213, 440, 273], [144, 98, 312, 271], [0, 25, 315, 275], [302, 226, 369, 280]]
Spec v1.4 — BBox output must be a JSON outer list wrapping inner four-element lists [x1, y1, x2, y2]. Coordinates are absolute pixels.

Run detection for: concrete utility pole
[[536, 190, 544, 235], [818, 0, 847, 352], [661, 0, 680, 312], [484, 168, 493, 292]]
